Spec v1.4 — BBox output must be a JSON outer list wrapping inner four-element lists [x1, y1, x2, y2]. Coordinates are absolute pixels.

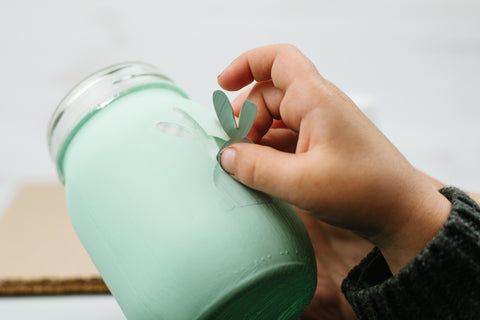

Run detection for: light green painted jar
[[47, 62, 317, 319]]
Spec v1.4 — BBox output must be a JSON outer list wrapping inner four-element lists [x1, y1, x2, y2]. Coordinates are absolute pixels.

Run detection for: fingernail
[[220, 148, 235, 173]]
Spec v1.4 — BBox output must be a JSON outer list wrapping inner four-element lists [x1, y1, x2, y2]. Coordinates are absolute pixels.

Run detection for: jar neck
[[47, 62, 188, 183]]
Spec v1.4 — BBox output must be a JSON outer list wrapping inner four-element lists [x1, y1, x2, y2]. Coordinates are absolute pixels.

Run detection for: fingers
[[230, 84, 298, 149], [231, 88, 251, 115], [271, 119, 288, 129], [219, 44, 325, 135], [246, 80, 285, 142], [220, 142, 308, 206], [259, 128, 298, 153], [218, 43, 319, 92], [230, 81, 285, 143]]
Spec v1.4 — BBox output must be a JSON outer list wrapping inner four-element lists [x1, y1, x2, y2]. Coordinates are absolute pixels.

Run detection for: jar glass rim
[[47, 62, 188, 183]]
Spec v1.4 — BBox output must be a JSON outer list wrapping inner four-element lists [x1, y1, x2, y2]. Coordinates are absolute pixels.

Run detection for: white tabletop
[[1, 0, 479, 318], [0, 296, 125, 320]]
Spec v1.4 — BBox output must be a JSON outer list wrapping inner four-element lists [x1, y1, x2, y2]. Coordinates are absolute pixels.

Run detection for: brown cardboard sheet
[[0, 183, 109, 295]]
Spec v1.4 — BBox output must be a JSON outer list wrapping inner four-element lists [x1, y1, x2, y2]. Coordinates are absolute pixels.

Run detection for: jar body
[[61, 85, 316, 319]]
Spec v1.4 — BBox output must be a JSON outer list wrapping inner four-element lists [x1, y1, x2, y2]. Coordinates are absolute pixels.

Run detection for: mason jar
[[47, 62, 317, 319]]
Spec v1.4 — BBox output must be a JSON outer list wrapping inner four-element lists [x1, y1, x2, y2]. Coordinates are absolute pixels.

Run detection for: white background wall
[[0, 0, 479, 318], [1, 0, 480, 189]]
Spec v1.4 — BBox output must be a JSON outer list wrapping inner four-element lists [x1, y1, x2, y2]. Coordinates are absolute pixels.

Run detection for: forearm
[[342, 187, 480, 319], [376, 188, 451, 275]]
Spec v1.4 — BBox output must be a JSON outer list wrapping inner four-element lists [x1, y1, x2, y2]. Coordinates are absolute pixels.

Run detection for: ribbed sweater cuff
[[341, 187, 480, 320]]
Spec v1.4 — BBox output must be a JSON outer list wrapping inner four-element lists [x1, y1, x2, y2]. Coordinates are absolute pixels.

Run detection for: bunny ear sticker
[[213, 90, 257, 156]]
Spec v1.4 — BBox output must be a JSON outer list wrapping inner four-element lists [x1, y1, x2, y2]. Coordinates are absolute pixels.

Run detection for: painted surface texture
[[62, 86, 317, 319]]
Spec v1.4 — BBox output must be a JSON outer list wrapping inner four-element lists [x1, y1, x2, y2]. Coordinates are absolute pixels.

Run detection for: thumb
[[219, 143, 306, 205]]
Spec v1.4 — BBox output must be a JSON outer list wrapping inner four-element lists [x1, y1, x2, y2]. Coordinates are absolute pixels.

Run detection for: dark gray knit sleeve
[[341, 187, 480, 320]]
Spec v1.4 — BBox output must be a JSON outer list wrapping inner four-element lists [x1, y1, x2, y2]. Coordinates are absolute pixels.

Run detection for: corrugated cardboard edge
[[0, 278, 109, 296], [0, 183, 109, 296]]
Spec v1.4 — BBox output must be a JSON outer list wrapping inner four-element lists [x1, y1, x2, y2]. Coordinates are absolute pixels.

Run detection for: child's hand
[[217, 44, 451, 274]]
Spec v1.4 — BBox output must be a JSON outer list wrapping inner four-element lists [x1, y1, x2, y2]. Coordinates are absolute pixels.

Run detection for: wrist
[[375, 187, 451, 275], [466, 192, 480, 207]]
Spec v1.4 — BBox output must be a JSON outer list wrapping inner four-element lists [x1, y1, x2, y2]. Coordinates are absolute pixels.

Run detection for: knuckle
[[277, 43, 299, 53], [244, 155, 262, 188]]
